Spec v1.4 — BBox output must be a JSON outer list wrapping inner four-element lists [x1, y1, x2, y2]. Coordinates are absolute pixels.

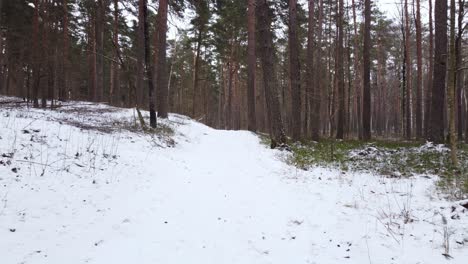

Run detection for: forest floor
[[1, 96, 468, 264], [287, 139, 468, 200]]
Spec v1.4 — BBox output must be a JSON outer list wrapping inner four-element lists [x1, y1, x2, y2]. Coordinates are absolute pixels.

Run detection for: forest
[[0, 0, 466, 147], [1, 0, 468, 263]]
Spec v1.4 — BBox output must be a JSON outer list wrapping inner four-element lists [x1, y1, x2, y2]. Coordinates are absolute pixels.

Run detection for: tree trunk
[[456, 0, 464, 140], [415, 0, 423, 138], [336, 0, 345, 139], [156, 0, 169, 118], [61, 0, 70, 101], [247, 0, 257, 132], [96, 0, 104, 102], [289, 0, 301, 141], [110, 0, 119, 105], [448, 0, 458, 166], [404, 0, 412, 139], [309, 0, 323, 141], [32, 0, 40, 107], [257, 0, 287, 148], [308, 0, 318, 140], [192, 27, 203, 118], [425, 0, 433, 137], [429, 0, 448, 143], [136, 0, 145, 107], [351, 0, 362, 139], [362, 0, 371, 140]]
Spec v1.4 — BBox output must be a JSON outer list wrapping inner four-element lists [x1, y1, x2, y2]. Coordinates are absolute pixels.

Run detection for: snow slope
[[1, 98, 467, 264]]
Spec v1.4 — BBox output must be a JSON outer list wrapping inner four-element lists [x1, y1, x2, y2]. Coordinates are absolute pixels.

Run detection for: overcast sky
[[167, 0, 433, 39]]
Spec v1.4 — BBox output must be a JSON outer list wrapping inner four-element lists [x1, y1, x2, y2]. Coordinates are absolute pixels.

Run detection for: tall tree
[[448, 0, 458, 165], [425, 0, 433, 137], [336, 0, 345, 139], [32, 0, 41, 107], [110, 0, 120, 105], [308, 0, 319, 141], [404, 0, 412, 139], [140, 0, 156, 127], [362, 0, 371, 140], [157, 0, 169, 118], [60, 0, 70, 101], [190, 0, 209, 118], [96, 0, 104, 102], [289, 0, 301, 141], [415, 0, 422, 138], [247, 0, 257, 132], [429, 0, 447, 143], [456, 0, 465, 140], [257, 0, 287, 147], [136, 0, 145, 107], [351, 0, 362, 139]]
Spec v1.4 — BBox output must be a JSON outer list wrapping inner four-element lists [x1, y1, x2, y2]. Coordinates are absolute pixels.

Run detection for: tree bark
[[362, 0, 371, 140], [289, 0, 301, 141], [415, 0, 422, 138], [425, 0, 433, 137], [336, 0, 345, 139], [110, 0, 120, 105], [351, 0, 362, 139], [32, 0, 40, 107], [247, 0, 257, 132], [136, 0, 145, 107], [257, 0, 287, 148], [448, 0, 458, 166], [456, 0, 464, 140], [429, 0, 448, 143], [191, 26, 203, 118], [96, 0, 104, 102], [404, 0, 412, 139], [156, 0, 169, 118], [60, 0, 70, 101]]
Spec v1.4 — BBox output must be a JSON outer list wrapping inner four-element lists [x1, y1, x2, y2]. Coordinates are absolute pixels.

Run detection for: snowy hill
[[1, 97, 467, 264]]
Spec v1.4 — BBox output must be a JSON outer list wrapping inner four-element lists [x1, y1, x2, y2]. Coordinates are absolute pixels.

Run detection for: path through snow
[[1, 100, 467, 264]]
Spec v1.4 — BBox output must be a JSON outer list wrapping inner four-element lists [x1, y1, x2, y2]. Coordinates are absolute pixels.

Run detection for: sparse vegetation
[[286, 139, 468, 199]]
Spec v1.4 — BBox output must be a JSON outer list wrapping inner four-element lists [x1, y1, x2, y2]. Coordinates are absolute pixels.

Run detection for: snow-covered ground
[[1, 97, 467, 264]]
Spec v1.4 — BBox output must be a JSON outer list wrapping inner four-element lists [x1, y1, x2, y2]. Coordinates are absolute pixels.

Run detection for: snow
[[1, 97, 467, 264]]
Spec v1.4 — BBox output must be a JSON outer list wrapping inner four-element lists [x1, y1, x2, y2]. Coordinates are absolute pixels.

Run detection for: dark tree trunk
[[429, 0, 448, 143], [336, 0, 345, 139], [308, 0, 318, 140], [289, 0, 301, 141], [415, 0, 422, 138], [32, 0, 40, 107], [110, 0, 119, 105], [362, 0, 371, 140], [448, 0, 458, 165], [192, 26, 203, 118], [96, 0, 104, 102], [404, 0, 412, 139], [136, 0, 145, 107], [138, 0, 156, 127], [352, 0, 362, 139], [456, 0, 464, 140], [156, 0, 169, 118], [257, 0, 287, 148], [425, 0, 433, 137], [60, 0, 70, 101], [247, 0, 257, 132]]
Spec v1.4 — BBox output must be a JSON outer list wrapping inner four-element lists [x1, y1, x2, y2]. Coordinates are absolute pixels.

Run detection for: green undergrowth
[[285, 138, 468, 199]]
